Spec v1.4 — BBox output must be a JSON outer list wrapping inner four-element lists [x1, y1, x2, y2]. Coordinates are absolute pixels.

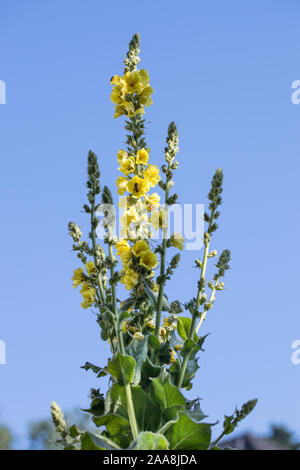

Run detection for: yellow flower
[[122, 320, 129, 333], [117, 149, 128, 164], [113, 104, 126, 119], [110, 85, 124, 105], [133, 332, 144, 341], [145, 193, 160, 212], [116, 176, 128, 195], [72, 268, 85, 288], [144, 164, 160, 188], [170, 233, 184, 251], [136, 148, 149, 165], [127, 175, 150, 198], [85, 260, 96, 276], [152, 282, 159, 293], [123, 71, 143, 94], [120, 250, 132, 268], [121, 268, 139, 290], [80, 282, 96, 309], [139, 69, 150, 87], [151, 209, 168, 230], [139, 250, 158, 270], [115, 239, 130, 255], [132, 240, 149, 257], [118, 156, 135, 176], [110, 75, 124, 86], [120, 205, 139, 229], [169, 349, 176, 364], [139, 86, 153, 107], [145, 319, 155, 329]]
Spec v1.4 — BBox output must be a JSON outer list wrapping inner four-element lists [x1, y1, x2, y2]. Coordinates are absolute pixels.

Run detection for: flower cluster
[[72, 261, 96, 309], [110, 69, 153, 118]]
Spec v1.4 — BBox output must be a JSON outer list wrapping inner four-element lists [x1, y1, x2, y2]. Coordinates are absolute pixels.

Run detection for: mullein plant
[[51, 34, 257, 451]]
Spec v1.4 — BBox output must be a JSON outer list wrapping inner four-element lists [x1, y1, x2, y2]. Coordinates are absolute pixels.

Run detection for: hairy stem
[[155, 189, 169, 338], [177, 211, 214, 388], [91, 198, 105, 304]]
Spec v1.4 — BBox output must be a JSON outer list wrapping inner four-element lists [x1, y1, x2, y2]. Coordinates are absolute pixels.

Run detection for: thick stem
[[108, 239, 139, 441]]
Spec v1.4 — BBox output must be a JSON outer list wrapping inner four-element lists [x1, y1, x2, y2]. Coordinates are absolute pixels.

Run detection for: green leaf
[[131, 386, 161, 432], [107, 353, 136, 385], [81, 432, 120, 450], [162, 405, 185, 422], [164, 414, 211, 450], [107, 384, 161, 432], [141, 357, 161, 387], [148, 334, 162, 352], [93, 414, 130, 434], [93, 414, 131, 448], [125, 335, 149, 385], [82, 397, 105, 417], [81, 361, 107, 378], [186, 399, 208, 422], [177, 317, 198, 342], [69, 424, 81, 438], [144, 285, 170, 311], [150, 375, 185, 411], [130, 432, 170, 450]]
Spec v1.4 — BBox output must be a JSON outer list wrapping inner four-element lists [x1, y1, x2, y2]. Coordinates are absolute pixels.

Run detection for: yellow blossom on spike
[[119, 156, 135, 176], [117, 150, 128, 164], [139, 69, 150, 87], [120, 250, 132, 268], [110, 85, 124, 105], [85, 261, 96, 276], [139, 86, 153, 107], [170, 233, 184, 251], [115, 239, 130, 255], [133, 332, 144, 341], [151, 208, 168, 230], [110, 75, 124, 86], [80, 282, 96, 309], [144, 164, 160, 188], [127, 175, 150, 197], [72, 268, 85, 288], [139, 250, 158, 270], [121, 268, 139, 290], [145, 193, 160, 212], [123, 71, 142, 94], [136, 148, 149, 165], [116, 176, 128, 195], [132, 240, 149, 257]]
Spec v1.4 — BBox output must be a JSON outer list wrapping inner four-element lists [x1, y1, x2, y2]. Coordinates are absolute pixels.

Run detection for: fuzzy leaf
[[130, 432, 169, 450], [107, 353, 136, 385], [150, 375, 185, 411], [125, 335, 149, 385], [177, 317, 198, 342], [164, 414, 211, 450], [81, 432, 120, 450]]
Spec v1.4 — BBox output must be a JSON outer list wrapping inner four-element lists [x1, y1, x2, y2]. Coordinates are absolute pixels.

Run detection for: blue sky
[[1, 0, 300, 448]]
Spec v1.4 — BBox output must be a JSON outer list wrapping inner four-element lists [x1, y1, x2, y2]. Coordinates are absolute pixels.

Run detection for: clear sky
[[1, 0, 300, 448]]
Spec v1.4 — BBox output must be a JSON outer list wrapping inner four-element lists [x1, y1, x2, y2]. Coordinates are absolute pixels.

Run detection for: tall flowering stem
[[177, 169, 225, 389], [155, 123, 179, 338]]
